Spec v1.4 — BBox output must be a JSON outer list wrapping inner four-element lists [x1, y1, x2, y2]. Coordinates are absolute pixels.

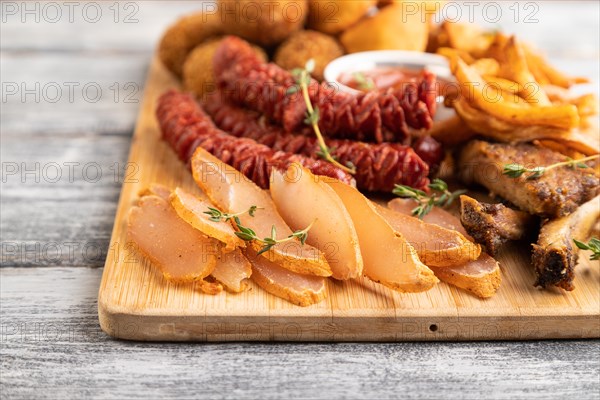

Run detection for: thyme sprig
[[353, 72, 375, 91], [503, 155, 599, 180], [203, 205, 260, 222], [393, 178, 467, 219], [205, 205, 314, 256], [287, 60, 356, 174], [573, 237, 600, 261]]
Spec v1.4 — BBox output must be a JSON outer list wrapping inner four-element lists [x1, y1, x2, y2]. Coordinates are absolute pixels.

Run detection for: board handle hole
[[429, 324, 438, 332]]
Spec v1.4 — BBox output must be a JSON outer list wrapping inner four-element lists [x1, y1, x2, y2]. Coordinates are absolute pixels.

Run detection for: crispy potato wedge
[[340, 4, 429, 53], [498, 36, 550, 106], [388, 198, 501, 298], [245, 246, 327, 307], [170, 187, 245, 252], [128, 195, 219, 283], [308, 0, 375, 35], [441, 21, 493, 57], [270, 164, 363, 280], [453, 58, 579, 129], [470, 58, 499, 76], [211, 248, 252, 293], [523, 44, 589, 88], [453, 96, 573, 143], [190, 148, 332, 277], [325, 180, 438, 293], [437, 47, 476, 64], [428, 115, 477, 146], [375, 203, 481, 267]]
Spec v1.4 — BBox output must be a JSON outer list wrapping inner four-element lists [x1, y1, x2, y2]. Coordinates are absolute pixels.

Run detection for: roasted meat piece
[[532, 195, 600, 291], [460, 195, 536, 255], [458, 140, 599, 218]]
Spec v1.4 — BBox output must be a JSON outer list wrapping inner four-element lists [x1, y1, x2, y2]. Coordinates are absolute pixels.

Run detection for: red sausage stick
[[204, 98, 434, 192], [213, 36, 437, 144], [156, 90, 354, 189]]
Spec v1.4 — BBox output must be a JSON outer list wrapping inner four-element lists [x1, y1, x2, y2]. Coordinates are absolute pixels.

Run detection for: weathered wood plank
[[1, 267, 599, 400], [0, 2, 200, 52], [0, 53, 149, 135], [1, 133, 131, 267], [1, 1, 598, 59]]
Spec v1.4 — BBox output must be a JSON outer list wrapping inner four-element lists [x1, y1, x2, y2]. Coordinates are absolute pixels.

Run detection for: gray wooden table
[[1, 2, 599, 399]]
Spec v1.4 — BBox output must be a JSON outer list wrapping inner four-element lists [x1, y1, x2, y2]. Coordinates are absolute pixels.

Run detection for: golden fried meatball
[[307, 0, 375, 35], [158, 12, 223, 77], [274, 30, 344, 81], [218, 0, 308, 47], [183, 38, 268, 99]]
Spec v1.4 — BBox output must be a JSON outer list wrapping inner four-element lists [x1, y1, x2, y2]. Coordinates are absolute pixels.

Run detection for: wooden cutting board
[[98, 57, 600, 341]]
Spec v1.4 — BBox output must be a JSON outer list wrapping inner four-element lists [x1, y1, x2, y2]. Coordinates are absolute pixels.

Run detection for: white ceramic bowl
[[323, 50, 454, 120], [324, 50, 451, 92]]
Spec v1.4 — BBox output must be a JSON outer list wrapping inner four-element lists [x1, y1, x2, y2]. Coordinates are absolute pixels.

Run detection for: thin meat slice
[[388, 198, 502, 298], [191, 147, 332, 278], [376, 203, 481, 267], [211, 248, 252, 293], [127, 195, 219, 284], [170, 187, 245, 252], [326, 180, 438, 293], [245, 247, 327, 307]]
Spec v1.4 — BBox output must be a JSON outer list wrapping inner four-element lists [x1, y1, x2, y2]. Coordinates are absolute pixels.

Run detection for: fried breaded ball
[[218, 0, 308, 47], [183, 38, 268, 100], [340, 4, 429, 53], [158, 12, 223, 77], [307, 0, 375, 35], [274, 30, 344, 81]]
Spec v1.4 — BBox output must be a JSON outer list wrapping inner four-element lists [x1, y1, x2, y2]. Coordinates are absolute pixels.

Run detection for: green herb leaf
[[574, 237, 600, 261], [394, 179, 465, 219]]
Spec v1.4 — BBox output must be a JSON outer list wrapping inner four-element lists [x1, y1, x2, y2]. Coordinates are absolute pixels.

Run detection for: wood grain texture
[[98, 57, 600, 342], [3, 268, 600, 400], [1, 2, 599, 398]]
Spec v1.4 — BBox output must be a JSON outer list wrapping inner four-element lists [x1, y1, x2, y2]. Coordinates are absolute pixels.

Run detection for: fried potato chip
[[453, 58, 579, 129]]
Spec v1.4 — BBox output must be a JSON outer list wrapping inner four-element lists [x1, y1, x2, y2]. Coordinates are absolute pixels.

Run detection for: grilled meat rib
[[458, 140, 599, 218], [460, 195, 536, 255], [532, 195, 600, 291]]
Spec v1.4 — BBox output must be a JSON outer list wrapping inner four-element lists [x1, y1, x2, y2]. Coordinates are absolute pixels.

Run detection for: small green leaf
[[235, 231, 255, 242], [256, 244, 274, 256], [428, 178, 448, 193], [286, 86, 299, 95], [304, 107, 320, 126], [305, 59, 315, 74], [503, 163, 526, 178], [527, 167, 545, 180]]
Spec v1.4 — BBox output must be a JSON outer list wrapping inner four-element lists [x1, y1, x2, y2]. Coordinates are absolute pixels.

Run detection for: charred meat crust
[[458, 140, 599, 218], [460, 195, 536, 255], [532, 244, 576, 291], [531, 195, 600, 291]]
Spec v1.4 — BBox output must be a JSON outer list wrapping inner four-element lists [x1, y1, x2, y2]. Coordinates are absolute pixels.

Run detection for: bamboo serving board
[[98, 57, 600, 341]]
